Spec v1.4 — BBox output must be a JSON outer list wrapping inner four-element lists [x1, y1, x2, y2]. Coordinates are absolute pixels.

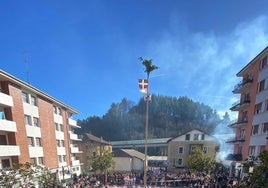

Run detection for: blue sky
[[1, 0, 268, 120]]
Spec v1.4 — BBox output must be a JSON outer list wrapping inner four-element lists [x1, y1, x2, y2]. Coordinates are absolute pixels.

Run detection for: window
[[56, 140, 60, 147], [58, 155, 62, 163], [61, 140, 65, 147], [30, 158, 37, 165], [53, 106, 57, 114], [33, 117, 39, 127], [1, 159, 11, 169], [263, 122, 268, 134], [25, 115, 32, 125], [238, 146, 243, 154], [0, 135, 7, 145], [36, 138, 42, 146], [201, 134, 205, 140], [178, 146, 184, 154], [58, 108, 62, 115], [255, 103, 262, 114], [249, 146, 256, 156], [38, 157, 44, 165], [260, 145, 266, 153], [244, 93, 250, 102], [177, 158, 183, 165], [242, 111, 248, 121], [31, 96, 37, 106], [258, 80, 265, 92], [202, 146, 208, 154], [28, 137, 34, 146], [261, 56, 267, 69], [252, 125, 259, 135], [185, 134, 190, 141], [265, 100, 268, 111], [62, 155, 66, 162], [240, 129, 245, 139], [22, 92, 29, 103], [194, 134, 199, 140], [55, 123, 59, 131], [59, 124, 63, 132]]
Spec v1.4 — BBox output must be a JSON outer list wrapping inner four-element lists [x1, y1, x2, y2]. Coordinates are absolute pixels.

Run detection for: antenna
[[23, 50, 30, 84]]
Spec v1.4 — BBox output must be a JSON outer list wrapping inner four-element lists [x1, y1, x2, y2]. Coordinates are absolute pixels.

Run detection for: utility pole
[[138, 57, 158, 187], [23, 50, 30, 84]]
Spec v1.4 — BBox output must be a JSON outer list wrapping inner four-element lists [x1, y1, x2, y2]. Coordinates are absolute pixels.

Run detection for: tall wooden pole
[[144, 80, 149, 187]]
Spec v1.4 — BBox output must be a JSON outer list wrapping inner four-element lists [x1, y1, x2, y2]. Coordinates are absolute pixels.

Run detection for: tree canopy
[[77, 95, 225, 144]]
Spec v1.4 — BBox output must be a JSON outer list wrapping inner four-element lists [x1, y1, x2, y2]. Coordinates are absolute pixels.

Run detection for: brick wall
[[8, 82, 30, 163], [38, 96, 58, 169]]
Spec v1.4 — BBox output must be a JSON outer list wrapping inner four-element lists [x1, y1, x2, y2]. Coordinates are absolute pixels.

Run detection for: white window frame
[[177, 158, 183, 166], [178, 146, 184, 154]]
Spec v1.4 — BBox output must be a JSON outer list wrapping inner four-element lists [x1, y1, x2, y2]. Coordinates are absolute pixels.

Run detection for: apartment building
[[167, 129, 219, 170], [0, 69, 82, 181], [227, 46, 268, 166]]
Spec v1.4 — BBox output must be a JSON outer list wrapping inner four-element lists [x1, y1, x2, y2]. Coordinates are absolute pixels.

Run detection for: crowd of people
[[62, 169, 240, 188]]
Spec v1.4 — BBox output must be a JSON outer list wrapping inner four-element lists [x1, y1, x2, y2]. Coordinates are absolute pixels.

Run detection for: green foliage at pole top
[[139, 57, 159, 79]]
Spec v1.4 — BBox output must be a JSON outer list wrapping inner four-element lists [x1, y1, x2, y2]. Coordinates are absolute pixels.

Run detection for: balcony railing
[[233, 77, 253, 93], [69, 131, 82, 141], [0, 119, 17, 132], [0, 145, 20, 156], [228, 117, 248, 128], [0, 92, 13, 107], [230, 99, 250, 111], [68, 118, 81, 128], [226, 136, 245, 143], [70, 144, 82, 154], [71, 159, 80, 166], [226, 153, 242, 161]]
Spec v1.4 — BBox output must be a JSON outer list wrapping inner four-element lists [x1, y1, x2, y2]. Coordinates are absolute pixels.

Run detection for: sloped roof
[[113, 149, 146, 160], [167, 128, 216, 143], [236, 46, 268, 76], [84, 133, 110, 145], [0, 70, 79, 114]]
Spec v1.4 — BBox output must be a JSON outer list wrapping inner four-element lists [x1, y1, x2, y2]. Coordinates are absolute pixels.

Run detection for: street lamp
[[138, 57, 158, 187]]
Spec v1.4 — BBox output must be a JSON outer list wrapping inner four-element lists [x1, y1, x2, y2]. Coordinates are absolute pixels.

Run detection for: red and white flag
[[138, 79, 148, 94]]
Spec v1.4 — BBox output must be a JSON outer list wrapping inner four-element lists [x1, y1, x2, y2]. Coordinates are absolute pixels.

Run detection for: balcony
[[0, 145, 20, 157], [0, 119, 17, 132], [70, 144, 82, 154], [226, 153, 242, 161], [232, 78, 253, 94], [71, 159, 80, 166], [68, 118, 80, 128], [230, 99, 250, 111], [69, 131, 82, 141], [0, 92, 13, 107], [226, 137, 245, 144], [228, 117, 248, 129]]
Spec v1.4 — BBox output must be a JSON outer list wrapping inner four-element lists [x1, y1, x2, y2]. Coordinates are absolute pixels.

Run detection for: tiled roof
[[84, 133, 110, 145], [113, 149, 147, 160]]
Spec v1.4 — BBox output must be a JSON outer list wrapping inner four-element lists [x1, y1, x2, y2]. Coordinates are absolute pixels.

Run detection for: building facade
[[78, 133, 112, 174], [113, 149, 145, 172], [227, 46, 268, 169], [0, 70, 82, 181], [167, 129, 219, 170]]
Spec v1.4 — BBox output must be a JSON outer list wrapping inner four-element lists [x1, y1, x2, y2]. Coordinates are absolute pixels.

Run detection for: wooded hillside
[[77, 95, 230, 142]]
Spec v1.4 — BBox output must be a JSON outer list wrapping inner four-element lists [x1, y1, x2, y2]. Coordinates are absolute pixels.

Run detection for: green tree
[[186, 147, 215, 173], [243, 151, 268, 187], [35, 165, 55, 187], [0, 163, 55, 188], [89, 149, 115, 184]]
